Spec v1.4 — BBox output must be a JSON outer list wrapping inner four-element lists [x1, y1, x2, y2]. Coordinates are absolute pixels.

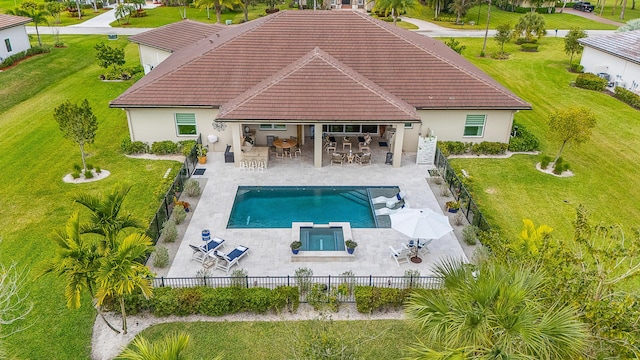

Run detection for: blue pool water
[[300, 227, 345, 251], [227, 186, 395, 228]]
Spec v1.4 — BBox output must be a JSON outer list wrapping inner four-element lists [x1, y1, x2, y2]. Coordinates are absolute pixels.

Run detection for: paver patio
[[166, 139, 468, 278]]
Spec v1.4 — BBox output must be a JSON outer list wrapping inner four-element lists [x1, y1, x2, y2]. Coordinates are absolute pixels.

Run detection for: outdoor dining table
[[273, 138, 297, 149]]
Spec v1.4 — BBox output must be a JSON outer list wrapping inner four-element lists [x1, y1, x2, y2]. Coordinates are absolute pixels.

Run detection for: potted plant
[[446, 200, 460, 213], [345, 240, 358, 254], [290, 240, 302, 254], [196, 144, 207, 164]]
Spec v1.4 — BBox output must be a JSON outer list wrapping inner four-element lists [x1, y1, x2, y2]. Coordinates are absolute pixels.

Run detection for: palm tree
[[447, 0, 472, 24], [376, 0, 416, 25], [514, 12, 546, 42], [7, 0, 47, 46], [72, 183, 145, 254], [95, 232, 154, 334], [212, 0, 242, 24], [118, 332, 206, 360], [36, 212, 121, 333], [194, 0, 215, 20], [405, 259, 588, 359]]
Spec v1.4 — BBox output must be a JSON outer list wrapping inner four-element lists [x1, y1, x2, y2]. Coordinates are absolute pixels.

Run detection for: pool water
[[227, 186, 396, 228], [300, 227, 345, 251]]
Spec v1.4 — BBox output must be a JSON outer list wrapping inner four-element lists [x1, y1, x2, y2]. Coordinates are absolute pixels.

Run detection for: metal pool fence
[[152, 275, 441, 303], [433, 147, 492, 232]]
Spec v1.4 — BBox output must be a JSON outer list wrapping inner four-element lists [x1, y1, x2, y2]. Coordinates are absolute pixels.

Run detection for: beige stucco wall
[[137, 44, 172, 73]]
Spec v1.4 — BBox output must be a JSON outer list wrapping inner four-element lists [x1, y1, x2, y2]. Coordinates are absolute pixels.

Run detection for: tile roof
[[218, 47, 420, 121], [128, 19, 226, 52], [111, 11, 531, 116], [579, 30, 640, 65], [0, 14, 32, 31]]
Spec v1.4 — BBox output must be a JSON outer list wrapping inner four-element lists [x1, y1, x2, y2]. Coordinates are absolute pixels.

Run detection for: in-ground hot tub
[[291, 222, 354, 262]]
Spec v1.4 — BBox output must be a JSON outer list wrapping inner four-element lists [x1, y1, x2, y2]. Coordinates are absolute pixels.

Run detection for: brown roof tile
[[0, 14, 31, 31], [128, 19, 226, 52], [112, 11, 531, 115], [218, 47, 420, 121]]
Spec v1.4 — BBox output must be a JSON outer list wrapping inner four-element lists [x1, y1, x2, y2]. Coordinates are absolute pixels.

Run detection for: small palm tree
[[376, 0, 416, 25], [7, 0, 48, 46], [95, 232, 154, 334], [72, 183, 145, 254], [118, 332, 197, 360], [405, 258, 588, 359], [515, 12, 546, 42]]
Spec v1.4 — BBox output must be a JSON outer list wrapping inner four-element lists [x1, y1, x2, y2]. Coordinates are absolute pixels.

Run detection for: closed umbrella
[[389, 208, 453, 262]]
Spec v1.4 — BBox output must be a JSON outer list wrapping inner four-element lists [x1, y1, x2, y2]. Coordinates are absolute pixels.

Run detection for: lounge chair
[[371, 191, 406, 205], [189, 237, 225, 265], [374, 204, 406, 216], [212, 245, 250, 273], [409, 238, 433, 257], [389, 243, 411, 266], [331, 153, 344, 165]]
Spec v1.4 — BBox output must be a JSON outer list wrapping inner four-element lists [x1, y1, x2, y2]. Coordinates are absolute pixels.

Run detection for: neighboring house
[[579, 30, 640, 93], [111, 11, 531, 168], [0, 14, 32, 62], [129, 20, 226, 74]]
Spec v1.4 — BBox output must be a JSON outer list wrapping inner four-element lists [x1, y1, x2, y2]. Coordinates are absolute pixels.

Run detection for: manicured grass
[[0, 35, 181, 359], [447, 37, 640, 242], [0, 1, 111, 27], [110, 4, 284, 27], [124, 319, 418, 359], [406, 4, 618, 30], [589, 3, 640, 24]]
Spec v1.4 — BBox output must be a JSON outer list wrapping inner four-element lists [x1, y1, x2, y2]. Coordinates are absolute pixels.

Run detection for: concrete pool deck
[[165, 143, 468, 278]]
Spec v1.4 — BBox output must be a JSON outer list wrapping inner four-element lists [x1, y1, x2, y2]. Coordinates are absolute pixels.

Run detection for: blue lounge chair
[[213, 245, 249, 273], [189, 237, 225, 265]]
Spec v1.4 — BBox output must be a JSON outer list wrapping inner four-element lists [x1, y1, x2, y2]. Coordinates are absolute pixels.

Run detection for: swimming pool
[[227, 186, 397, 228]]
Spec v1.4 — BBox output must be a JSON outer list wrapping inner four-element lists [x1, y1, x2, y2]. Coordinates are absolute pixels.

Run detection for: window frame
[[259, 124, 287, 130], [174, 113, 197, 136], [4, 38, 12, 53], [463, 114, 486, 137]]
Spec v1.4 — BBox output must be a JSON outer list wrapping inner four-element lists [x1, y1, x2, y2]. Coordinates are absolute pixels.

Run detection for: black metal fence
[[152, 275, 441, 303], [145, 136, 201, 248], [433, 148, 492, 232]]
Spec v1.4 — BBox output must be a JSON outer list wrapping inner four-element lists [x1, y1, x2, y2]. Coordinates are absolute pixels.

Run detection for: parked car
[[573, 1, 595, 11]]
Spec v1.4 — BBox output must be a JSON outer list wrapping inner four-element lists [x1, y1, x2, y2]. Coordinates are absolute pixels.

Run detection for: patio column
[[231, 123, 242, 166], [392, 125, 404, 168], [314, 123, 323, 168]]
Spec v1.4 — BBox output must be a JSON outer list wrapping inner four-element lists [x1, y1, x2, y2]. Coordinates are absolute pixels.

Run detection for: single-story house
[[129, 20, 226, 74], [579, 30, 640, 93], [111, 11, 531, 168], [0, 14, 32, 62]]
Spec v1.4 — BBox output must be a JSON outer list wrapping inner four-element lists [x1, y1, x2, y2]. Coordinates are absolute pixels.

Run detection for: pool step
[[339, 190, 369, 207]]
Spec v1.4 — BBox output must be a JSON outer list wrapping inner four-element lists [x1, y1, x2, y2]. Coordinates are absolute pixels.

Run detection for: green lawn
[[125, 319, 418, 359], [0, 1, 111, 27], [0, 35, 181, 359], [447, 37, 640, 242], [407, 4, 619, 30], [589, 3, 640, 24]]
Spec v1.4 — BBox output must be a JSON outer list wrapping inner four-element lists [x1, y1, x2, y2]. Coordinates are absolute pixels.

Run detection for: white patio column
[[314, 123, 323, 168], [392, 125, 404, 168], [231, 123, 242, 166]]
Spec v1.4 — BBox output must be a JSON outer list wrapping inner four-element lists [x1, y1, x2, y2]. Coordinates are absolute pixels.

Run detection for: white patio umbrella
[[389, 207, 453, 242]]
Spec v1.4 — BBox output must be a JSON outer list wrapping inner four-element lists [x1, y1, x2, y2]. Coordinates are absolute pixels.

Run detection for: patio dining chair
[[331, 153, 344, 165], [357, 153, 371, 166]]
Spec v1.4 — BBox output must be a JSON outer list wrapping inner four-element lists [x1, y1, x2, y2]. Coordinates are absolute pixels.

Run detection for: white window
[[175, 113, 197, 136], [463, 114, 486, 137], [4, 38, 11, 53], [259, 124, 287, 130], [358, 0, 363, 5], [404, 123, 413, 129]]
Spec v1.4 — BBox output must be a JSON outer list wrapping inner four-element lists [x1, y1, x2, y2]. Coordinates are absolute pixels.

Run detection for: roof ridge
[[356, 13, 529, 107], [218, 46, 418, 120]]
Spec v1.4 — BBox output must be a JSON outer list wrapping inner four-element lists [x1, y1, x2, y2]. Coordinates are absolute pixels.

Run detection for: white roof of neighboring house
[[0, 14, 32, 31], [579, 30, 640, 65]]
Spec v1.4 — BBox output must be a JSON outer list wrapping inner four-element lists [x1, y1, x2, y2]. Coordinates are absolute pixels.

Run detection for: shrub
[[462, 225, 479, 245], [614, 87, 640, 109], [453, 212, 465, 226], [553, 157, 570, 174], [162, 220, 178, 243], [175, 287, 203, 316], [121, 138, 148, 154], [540, 155, 552, 169], [153, 246, 170, 268], [172, 205, 187, 224], [307, 284, 340, 312], [354, 286, 411, 313], [244, 287, 273, 313], [178, 140, 197, 156], [73, 163, 82, 172], [71, 171, 81, 179], [402, 269, 421, 289], [520, 43, 539, 52], [575, 73, 607, 91], [272, 286, 300, 313], [509, 123, 540, 152], [83, 170, 94, 179], [85, 163, 94, 170], [295, 267, 313, 294], [570, 63, 584, 73], [183, 179, 202, 197], [230, 268, 248, 288], [95, 166, 101, 174], [0, 45, 51, 69], [474, 142, 508, 155], [151, 140, 179, 155]]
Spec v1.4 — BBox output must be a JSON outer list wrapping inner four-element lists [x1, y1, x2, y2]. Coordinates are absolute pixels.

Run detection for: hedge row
[[576, 73, 607, 91], [354, 286, 412, 313], [119, 286, 300, 316], [438, 141, 508, 157], [0, 45, 51, 69], [508, 123, 540, 152], [614, 87, 640, 110], [121, 138, 197, 156]]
